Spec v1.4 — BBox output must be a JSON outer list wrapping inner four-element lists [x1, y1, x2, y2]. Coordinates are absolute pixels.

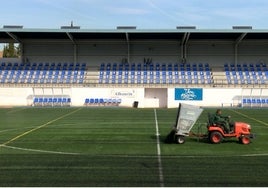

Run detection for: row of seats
[[84, 98, 122, 106], [99, 63, 212, 84], [33, 97, 122, 107], [226, 73, 267, 84], [0, 62, 86, 84], [242, 98, 268, 106], [33, 97, 71, 106], [225, 63, 268, 85], [1, 62, 86, 70], [224, 63, 267, 69], [2, 61, 268, 86]]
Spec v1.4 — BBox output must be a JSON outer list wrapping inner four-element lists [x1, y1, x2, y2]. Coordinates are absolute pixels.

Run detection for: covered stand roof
[[1, 26, 268, 42]]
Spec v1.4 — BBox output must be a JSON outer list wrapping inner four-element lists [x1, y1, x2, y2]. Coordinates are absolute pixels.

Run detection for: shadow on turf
[[151, 134, 210, 144], [152, 132, 241, 145]]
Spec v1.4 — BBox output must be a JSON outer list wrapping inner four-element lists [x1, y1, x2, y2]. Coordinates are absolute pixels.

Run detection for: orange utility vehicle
[[207, 114, 255, 144]]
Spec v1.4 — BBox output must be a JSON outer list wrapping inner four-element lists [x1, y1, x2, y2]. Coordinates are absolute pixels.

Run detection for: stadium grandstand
[[1, 25, 268, 108]]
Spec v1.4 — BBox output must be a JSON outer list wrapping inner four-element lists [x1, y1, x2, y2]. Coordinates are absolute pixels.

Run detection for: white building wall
[[0, 87, 260, 108], [71, 87, 144, 107], [0, 88, 33, 106]]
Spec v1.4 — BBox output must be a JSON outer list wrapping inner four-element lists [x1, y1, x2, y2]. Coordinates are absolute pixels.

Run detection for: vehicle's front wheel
[[239, 135, 250, 145], [210, 131, 223, 144]]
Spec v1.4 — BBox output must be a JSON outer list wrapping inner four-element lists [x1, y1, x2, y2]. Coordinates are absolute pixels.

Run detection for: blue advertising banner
[[175, 88, 203, 101]]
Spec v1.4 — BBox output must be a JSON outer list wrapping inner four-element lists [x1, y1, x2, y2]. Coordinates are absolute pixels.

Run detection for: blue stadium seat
[[33, 97, 38, 104], [38, 97, 43, 105], [130, 71, 135, 84], [103, 98, 108, 104], [193, 74, 198, 84], [251, 98, 256, 105], [111, 64, 118, 83], [57, 98, 62, 105], [99, 98, 104, 104], [116, 98, 122, 104], [143, 70, 148, 84], [84, 98, 89, 106], [181, 75, 186, 84], [48, 98, 53, 104], [62, 98, 67, 104], [124, 70, 129, 83], [118, 70, 122, 84], [257, 98, 261, 105], [162, 64, 166, 84], [43, 98, 48, 104], [112, 98, 117, 104], [108, 98, 113, 104], [88, 98, 94, 105]]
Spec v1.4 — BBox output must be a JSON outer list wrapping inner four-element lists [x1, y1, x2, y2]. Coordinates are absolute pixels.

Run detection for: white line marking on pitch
[[154, 109, 164, 187], [2, 145, 81, 155], [3, 144, 268, 158], [229, 109, 268, 127], [0, 108, 82, 146], [0, 126, 39, 134]]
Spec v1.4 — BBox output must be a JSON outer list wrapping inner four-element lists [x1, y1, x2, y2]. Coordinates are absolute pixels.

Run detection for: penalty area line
[[1, 108, 82, 146], [154, 108, 164, 187]]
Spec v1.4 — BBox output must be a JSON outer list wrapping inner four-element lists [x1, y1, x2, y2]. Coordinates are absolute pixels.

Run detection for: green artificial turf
[[0, 107, 267, 186]]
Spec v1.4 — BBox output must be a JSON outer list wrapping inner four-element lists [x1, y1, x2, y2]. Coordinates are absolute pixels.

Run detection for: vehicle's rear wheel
[[210, 131, 223, 144], [239, 136, 250, 145], [176, 135, 185, 144]]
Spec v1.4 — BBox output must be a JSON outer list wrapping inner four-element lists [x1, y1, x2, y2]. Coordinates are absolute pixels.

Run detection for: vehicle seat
[[207, 113, 216, 126], [207, 113, 226, 132]]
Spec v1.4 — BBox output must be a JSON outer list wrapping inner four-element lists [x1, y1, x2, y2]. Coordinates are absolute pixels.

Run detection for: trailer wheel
[[176, 135, 185, 144], [239, 136, 250, 145], [210, 131, 223, 144]]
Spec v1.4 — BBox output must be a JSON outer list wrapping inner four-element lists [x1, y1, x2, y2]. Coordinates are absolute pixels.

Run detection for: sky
[[1, 0, 268, 30]]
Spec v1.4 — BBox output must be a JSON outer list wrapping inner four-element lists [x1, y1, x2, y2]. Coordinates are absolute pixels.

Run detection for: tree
[[2, 43, 21, 58]]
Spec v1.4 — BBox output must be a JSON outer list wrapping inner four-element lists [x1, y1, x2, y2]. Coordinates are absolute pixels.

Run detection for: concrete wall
[[2, 87, 268, 108], [0, 88, 33, 106], [22, 40, 268, 66]]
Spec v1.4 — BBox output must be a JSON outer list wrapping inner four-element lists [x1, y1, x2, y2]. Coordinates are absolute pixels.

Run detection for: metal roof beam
[[66, 32, 75, 44], [234, 33, 247, 65], [6, 32, 21, 43], [125, 32, 129, 42], [181, 32, 190, 62], [181, 32, 188, 45], [181, 32, 190, 45], [235, 33, 247, 45], [185, 33, 190, 44], [125, 33, 130, 63]]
